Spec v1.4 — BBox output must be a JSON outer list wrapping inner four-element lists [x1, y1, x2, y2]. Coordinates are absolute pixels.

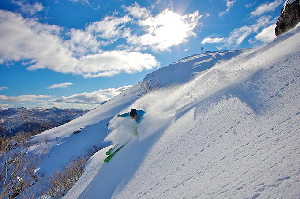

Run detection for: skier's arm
[[117, 112, 130, 118]]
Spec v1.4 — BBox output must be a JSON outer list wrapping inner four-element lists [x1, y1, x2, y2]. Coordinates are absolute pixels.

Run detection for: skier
[[117, 109, 146, 135], [104, 109, 146, 162]]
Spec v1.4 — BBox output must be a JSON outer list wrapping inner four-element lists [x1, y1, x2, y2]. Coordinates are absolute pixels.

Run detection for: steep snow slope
[[31, 49, 243, 175], [33, 26, 300, 198]]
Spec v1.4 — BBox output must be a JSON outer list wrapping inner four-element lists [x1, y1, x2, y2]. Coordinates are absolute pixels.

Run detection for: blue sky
[[0, 0, 285, 109]]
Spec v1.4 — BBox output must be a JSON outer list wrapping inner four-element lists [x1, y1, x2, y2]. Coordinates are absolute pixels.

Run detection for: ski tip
[[104, 155, 113, 163], [106, 148, 113, 155]]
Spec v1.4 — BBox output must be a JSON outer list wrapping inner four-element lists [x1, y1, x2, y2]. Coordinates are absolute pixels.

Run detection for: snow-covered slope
[[30, 48, 245, 176], [32, 25, 300, 199]]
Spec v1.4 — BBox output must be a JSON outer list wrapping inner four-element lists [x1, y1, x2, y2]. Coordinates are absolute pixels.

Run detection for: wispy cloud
[[67, 0, 100, 10], [251, 0, 283, 16], [68, 0, 89, 3], [86, 15, 132, 41], [0, 94, 52, 103], [47, 82, 74, 89], [201, 16, 276, 48], [0, 87, 8, 90], [219, 0, 236, 17], [226, 26, 253, 46], [50, 85, 132, 107], [0, 86, 131, 108], [11, 0, 44, 15], [245, 2, 257, 9], [125, 2, 150, 19]]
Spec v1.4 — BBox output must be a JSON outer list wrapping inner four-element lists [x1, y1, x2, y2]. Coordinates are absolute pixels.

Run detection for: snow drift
[[32, 25, 300, 199]]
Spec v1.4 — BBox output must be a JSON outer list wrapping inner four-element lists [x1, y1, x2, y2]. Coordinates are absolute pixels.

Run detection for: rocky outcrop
[[275, 0, 300, 36]]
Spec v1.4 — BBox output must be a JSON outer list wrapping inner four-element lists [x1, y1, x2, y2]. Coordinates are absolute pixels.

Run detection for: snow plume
[[105, 86, 180, 144], [132, 88, 178, 140], [105, 117, 138, 146]]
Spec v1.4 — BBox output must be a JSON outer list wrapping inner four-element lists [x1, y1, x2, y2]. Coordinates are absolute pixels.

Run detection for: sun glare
[[140, 9, 200, 51], [155, 10, 188, 43]]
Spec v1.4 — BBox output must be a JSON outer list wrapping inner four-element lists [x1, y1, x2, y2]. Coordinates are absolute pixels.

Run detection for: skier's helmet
[[130, 109, 137, 118]]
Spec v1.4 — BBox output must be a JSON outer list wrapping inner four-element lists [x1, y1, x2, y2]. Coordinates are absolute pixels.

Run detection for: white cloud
[[86, 15, 132, 40], [251, 0, 284, 16], [0, 86, 132, 108], [128, 9, 202, 51], [47, 82, 74, 89], [203, 16, 275, 48], [67, 29, 100, 56], [51, 86, 132, 106], [0, 87, 8, 90], [252, 16, 274, 32], [0, 4, 201, 77], [0, 103, 12, 109], [0, 94, 52, 103], [255, 24, 276, 42], [68, 0, 89, 3], [202, 26, 252, 48], [219, 0, 236, 17], [201, 37, 224, 44], [66, 15, 133, 57], [12, 0, 44, 15], [245, 2, 256, 9], [227, 26, 253, 46], [0, 10, 77, 73], [125, 2, 150, 19], [0, 10, 159, 77], [76, 51, 159, 77]]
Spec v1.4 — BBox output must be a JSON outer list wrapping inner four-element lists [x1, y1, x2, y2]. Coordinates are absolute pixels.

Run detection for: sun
[[140, 9, 201, 51], [154, 9, 189, 44]]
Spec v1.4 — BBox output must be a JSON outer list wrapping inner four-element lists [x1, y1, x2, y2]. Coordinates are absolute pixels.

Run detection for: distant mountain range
[[0, 107, 89, 137]]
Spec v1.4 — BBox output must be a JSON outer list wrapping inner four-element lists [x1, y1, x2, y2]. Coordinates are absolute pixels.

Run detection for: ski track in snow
[[33, 26, 300, 199]]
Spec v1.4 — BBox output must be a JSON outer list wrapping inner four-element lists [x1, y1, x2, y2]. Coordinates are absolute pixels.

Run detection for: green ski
[[104, 144, 126, 162], [106, 147, 114, 155]]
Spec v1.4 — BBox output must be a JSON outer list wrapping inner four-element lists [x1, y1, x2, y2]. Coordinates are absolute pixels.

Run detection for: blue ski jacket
[[120, 110, 146, 124]]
